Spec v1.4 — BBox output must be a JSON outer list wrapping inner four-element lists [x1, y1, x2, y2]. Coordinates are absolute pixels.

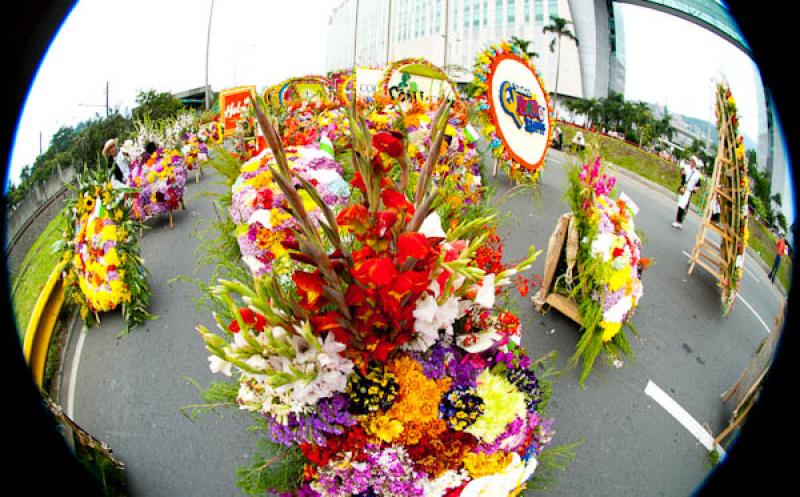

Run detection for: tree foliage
[[5, 88, 185, 209]]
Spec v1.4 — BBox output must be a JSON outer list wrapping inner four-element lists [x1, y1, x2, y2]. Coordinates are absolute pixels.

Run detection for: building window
[[464, 0, 470, 29], [483, 0, 488, 25], [525, 0, 530, 22], [435, 0, 441, 33], [473, 0, 480, 27], [535, 0, 543, 24], [508, 0, 515, 23], [548, 0, 558, 19], [495, 0, 503, 26]]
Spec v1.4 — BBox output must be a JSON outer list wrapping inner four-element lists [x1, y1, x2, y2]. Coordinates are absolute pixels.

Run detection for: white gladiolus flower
[[419, 211, 446, 238], [475, 274, 496, 308], [208, 355, 232, 376]]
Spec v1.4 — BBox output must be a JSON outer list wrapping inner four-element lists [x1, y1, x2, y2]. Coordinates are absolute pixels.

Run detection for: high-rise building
[[326, 0, 604, 100]]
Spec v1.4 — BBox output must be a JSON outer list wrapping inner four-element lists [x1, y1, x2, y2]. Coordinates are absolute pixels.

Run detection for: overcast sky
[[619, 2, 761, 142], [5, 0, 781, 191]]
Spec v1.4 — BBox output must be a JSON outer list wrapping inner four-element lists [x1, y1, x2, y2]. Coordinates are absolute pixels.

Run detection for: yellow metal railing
[[22, 260, 67, 387]]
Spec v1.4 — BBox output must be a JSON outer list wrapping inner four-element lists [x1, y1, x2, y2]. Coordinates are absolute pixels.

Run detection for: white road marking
[[735, 293, 772, 335], [645, 380, 726, 458], [66, 327, 87, 420], [682, 250, 772, 334]]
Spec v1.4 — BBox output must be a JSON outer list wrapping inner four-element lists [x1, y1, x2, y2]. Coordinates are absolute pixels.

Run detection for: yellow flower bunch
[[463, 451, 514, 479], [377, 354, 452, 445], [465, 369, 526, 443]]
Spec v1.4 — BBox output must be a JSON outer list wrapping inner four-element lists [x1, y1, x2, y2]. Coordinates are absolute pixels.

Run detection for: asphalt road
[[60, 149, 785, 496]]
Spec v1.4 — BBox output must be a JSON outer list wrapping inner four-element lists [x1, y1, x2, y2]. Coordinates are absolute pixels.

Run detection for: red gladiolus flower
[[227, 319, 240, 333], [396, 232, 431, 265], [372, 131, 404, 158], [374, 210, 398, 237], [351, 172, 367, 193], [292, 270, 326, 311], [310, 312, 349, 344], [612, 247, 625, 258], [352, 257, 398, 287], [381, 188, 414, 214], [336, 204, 370, 234]]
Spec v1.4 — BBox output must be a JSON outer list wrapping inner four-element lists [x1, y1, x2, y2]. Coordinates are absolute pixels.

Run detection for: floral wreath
[[57, 163, 154, 334], [377, 58, 460, 103], [471, 42, 553, 184], [276, 75, 332, 106]]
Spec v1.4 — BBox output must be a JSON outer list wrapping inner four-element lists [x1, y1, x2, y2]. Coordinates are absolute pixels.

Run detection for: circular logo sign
[[488, 54, 551, 171]]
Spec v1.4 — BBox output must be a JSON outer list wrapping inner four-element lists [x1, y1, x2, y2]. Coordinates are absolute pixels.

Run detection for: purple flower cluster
[[267, 394, 356, 447], [312, 445, 424, 497], [412, 341, 451, 380]]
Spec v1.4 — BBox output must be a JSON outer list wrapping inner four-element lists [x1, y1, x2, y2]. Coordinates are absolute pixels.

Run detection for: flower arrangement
[[127, 147, 188, 222], [181, 132, 209, 173], [229, 144, 350, 278], [377, 58, 458, 107], [714, 82, 750, 316], [58, 163, 153, 333], [198, 119, 223, 145], [564, 157, 649, 384], [196, 99, 562, 496], [469, 42, 552, 185]]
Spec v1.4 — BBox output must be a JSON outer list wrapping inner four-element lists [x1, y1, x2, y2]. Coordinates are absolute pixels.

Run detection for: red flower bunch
[[474, 232, 504, 274], [299, 425, 369, 466], [227, 307, 267, 333]]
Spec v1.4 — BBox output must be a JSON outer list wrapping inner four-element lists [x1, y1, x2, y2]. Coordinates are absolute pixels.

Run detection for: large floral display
[[127, 147, 188, 222], [470, 42, 552, 185], [230, 144, 350, 278], [563, 157, 649, 384], [58, 165, 153, 333], [714, 82, 750, 316], [197, 98, 564, 496]]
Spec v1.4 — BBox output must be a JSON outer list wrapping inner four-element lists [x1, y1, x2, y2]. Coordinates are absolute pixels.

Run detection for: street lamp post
[[205, 0, 215, 110], [353, 0, 360, 68]]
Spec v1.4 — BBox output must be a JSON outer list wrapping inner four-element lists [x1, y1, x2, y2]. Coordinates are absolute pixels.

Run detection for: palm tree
[[656, 107, 676, 142], [543, 15, 579, 110], [509, 36, 539, 59]]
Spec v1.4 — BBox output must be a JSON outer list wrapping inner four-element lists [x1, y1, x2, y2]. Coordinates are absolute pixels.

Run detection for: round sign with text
[[488, 53, 552, 172]]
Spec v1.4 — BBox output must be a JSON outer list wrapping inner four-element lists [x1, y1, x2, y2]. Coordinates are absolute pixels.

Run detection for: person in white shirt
[[102, 138, 131, 189], [572, 131, 585, 152], [672, 158, 703, 229]]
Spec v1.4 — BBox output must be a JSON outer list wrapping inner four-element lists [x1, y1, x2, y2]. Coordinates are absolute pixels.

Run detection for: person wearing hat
[[102, 138, 130, 189]]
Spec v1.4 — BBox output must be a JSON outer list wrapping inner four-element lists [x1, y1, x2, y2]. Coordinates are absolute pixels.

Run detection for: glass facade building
[[326, 0, 588, 99]]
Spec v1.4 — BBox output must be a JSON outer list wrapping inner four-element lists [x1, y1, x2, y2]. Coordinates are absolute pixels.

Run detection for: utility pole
[[353, 0, 360, 68], [205, 0, 215, 109], [105, 81, 109, 117], [443, 0, 450, 67], [385, 0, 392, 65]]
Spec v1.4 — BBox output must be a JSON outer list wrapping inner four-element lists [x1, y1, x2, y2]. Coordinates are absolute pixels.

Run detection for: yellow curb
[[23, 260, 68, 388]]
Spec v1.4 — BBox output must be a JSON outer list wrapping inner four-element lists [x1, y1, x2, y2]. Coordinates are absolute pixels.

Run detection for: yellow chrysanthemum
[[463, 451, 514, 479], [105, 247, 120, 267], [366, 415, 404, 443], [600, 320, 622, 342], [465, 369, 526, 443], [607, 268, 630, 292]]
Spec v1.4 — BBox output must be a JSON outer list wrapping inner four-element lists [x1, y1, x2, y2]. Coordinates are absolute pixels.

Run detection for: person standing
[[102, 138, 130, 189], [768, 235, 788, 283], [572, 130, 585, 152], [672, 158, 702, 229]]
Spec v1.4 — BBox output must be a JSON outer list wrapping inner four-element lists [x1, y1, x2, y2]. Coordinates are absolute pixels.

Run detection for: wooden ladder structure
[[688, 83, 748, 315]]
